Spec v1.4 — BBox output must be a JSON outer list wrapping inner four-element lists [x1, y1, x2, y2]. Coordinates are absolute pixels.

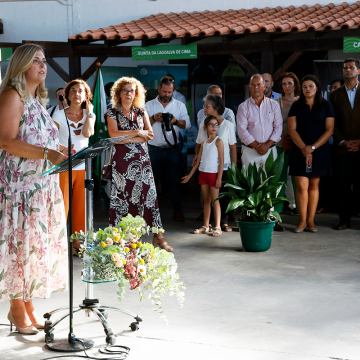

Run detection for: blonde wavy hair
[[110, 77, 146, 109], [0, 44, 48, 106]]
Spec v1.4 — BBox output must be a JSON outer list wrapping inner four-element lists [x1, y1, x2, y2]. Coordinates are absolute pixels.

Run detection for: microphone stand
[[46, 96, 93, 351]]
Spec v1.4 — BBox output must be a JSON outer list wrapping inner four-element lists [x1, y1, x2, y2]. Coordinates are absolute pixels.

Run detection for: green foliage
[[216, 150, 289, 223]]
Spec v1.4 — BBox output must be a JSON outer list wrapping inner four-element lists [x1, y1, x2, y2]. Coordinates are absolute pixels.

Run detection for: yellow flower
[[100, 242, 106, 248], [114, 235, 120, 242], [112, 229, 118, 235], [137, 242, 142, 247], [139, 259, 144, 264], [125, 247, 130, 253], [131, 244, 137, 249], [122, 260, 126, 265]]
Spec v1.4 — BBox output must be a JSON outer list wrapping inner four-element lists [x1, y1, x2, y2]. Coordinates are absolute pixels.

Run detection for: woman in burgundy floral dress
[[105, 77, 172, 252]]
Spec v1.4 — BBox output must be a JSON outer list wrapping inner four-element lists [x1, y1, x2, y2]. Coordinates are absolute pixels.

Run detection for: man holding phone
[[146, 76, 191, 221]]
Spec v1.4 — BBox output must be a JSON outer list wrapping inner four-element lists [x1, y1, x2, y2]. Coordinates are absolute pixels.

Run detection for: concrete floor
[[0, 185, 360, 360]]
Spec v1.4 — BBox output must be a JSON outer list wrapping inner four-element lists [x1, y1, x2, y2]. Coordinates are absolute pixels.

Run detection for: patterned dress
[[0, 98, 68, 303], [105, 106, 162, 229]]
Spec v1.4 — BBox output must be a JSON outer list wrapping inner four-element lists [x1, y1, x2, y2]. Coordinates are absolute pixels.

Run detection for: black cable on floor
[[41, 338, 130, 360]]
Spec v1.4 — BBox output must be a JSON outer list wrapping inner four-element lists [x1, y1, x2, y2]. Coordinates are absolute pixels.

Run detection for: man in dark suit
[[329, 58, 360, 230]]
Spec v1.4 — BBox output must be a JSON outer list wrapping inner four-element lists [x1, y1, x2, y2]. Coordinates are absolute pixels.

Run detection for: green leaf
[[34, 183, 41, 189], [271, 210, 282, 223], [0, 269, 4, 281], [255, 176, 274, 193], [0, 210, 2, 221], [50, 260, 58, 277], [269, 151, 285, 185], [265, 149, 275, 176], [23, 170, 36, 177], [24, 256, 30, 266], [248, 163, 255, 193], [29, 279, 37, 295], [30, 207, 40, 213], [58, 227, 65, 241], [226, 199, 246, 212], [54, 199, 62, 204], [39, 221, 48, 234]]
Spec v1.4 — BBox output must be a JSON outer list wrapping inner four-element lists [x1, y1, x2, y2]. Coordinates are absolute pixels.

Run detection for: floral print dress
[[105, 106, 162, 229], [0, 98, 68, 303]]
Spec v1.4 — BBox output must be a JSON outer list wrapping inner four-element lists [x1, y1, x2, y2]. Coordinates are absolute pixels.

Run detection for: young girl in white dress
[[181, 115, 224, 236]]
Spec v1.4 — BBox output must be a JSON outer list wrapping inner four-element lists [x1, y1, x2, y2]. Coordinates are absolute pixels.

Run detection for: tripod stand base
[[46, 338, 94, 352]]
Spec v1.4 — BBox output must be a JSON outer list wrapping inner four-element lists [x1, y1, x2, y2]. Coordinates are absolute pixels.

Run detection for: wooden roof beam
[[273, 52, 303, 82], [81, 55, 108, 81], [231, 54, 258, 75], [46, 57, 70, 83]]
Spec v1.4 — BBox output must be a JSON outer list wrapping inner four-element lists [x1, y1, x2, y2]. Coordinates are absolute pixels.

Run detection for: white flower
[[111, 253, 121, 262], [138, 265, 146, 275]]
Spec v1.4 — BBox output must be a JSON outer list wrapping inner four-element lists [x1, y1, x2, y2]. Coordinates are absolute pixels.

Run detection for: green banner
[[0, 48, 13, 61], [343, 37, 360, 53], [132, 44, 197, 61]]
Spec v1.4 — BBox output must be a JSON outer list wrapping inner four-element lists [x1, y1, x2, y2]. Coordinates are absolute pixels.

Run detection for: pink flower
[[106, 238, 113, 245], [119, 239, 125, 247], [115, 260, 122, 268]]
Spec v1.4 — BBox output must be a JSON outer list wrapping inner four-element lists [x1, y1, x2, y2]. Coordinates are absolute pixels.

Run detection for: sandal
[[193, 226, 211, 234], [221, 224, 232, 232], [152, 235, 173, 252], [212, 227, 222, 236]]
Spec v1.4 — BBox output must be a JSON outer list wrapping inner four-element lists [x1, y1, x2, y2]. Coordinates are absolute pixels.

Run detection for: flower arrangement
[[71, 214, 185, 322]]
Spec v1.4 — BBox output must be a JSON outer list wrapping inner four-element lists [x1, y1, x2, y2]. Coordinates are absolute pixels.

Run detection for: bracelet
[[86, 113, 94, 118], [174, 119, 178, 126], [43, 147, 48, 161], [152, 115, 155, 122]]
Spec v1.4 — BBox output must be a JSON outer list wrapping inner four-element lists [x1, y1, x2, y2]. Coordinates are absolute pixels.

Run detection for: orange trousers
[[59, 169, 86, 235]]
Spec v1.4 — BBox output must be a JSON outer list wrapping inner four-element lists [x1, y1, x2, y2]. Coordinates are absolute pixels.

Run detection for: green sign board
[[132, 44, 197, 61], [0, 48, 13, 61], [343, 37, 360, 53]]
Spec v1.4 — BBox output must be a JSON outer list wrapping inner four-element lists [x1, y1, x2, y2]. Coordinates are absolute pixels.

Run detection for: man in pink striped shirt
[[236, 74, 283, 169]]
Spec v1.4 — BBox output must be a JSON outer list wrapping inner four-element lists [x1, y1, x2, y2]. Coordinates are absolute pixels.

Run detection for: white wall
[[0, 0, 349, 43]]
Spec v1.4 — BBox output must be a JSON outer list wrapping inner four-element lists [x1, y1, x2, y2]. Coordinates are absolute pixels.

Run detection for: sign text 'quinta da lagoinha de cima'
[[132, 44, 197, 61], [343, 37, 360, 53]]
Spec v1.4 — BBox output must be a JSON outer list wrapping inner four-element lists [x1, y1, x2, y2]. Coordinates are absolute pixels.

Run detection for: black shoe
[[290, 208, 299, 216], [334, 221, 350, 230], [274, 223, 285, 231]]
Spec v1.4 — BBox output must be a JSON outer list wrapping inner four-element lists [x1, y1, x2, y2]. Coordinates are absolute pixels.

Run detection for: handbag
[[101, 146, 113, 180]]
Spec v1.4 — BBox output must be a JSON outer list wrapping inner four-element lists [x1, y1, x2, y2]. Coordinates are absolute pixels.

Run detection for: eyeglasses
[[249, 83, 264, 88], [207, 123, 219, 128], [121, 89, 136, 95], [203, 104, 213, 108]]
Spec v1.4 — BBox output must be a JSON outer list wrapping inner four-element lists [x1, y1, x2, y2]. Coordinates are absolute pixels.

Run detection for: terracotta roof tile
[[69, 2, 360, 41]]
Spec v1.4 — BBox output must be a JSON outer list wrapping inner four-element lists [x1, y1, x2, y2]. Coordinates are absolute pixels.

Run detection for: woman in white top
[[182, 115, 224, 236], [194, 95, 237, 232], [52, 79, 95, 254]]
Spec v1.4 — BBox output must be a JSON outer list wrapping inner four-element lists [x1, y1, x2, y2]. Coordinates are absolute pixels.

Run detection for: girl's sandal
[[212, 227, 222, 236], [193, 226, 211, 234], [152, 235, 173, 252]]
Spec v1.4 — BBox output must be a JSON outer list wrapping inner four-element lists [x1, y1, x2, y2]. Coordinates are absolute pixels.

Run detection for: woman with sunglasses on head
[[105, 78, 171, 251], [194, 94, 237, 232], [288, 75, 334, 233], [273, 72, 301, 220], [52, 79, 95, 255]]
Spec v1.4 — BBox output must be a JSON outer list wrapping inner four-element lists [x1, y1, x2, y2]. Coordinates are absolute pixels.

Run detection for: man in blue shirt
[[263, 73, 281, 100]]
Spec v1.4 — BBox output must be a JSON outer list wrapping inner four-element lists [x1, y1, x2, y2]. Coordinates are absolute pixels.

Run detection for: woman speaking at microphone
[[0, 44, 69, 334], [52, 79, 95, 255]]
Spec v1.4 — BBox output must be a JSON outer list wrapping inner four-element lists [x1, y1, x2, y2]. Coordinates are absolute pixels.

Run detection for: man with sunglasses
[[329, 58, 360, 230], [145, 76, 191, 222]]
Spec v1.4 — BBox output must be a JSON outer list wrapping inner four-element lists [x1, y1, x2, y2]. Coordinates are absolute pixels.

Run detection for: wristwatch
[[174, 119, 178, 126], [311, 145, 316, 150], [86, 113, 95, 118]]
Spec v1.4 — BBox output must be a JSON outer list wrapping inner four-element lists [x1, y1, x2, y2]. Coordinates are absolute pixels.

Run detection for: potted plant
[[218, 150, 288, 252]]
